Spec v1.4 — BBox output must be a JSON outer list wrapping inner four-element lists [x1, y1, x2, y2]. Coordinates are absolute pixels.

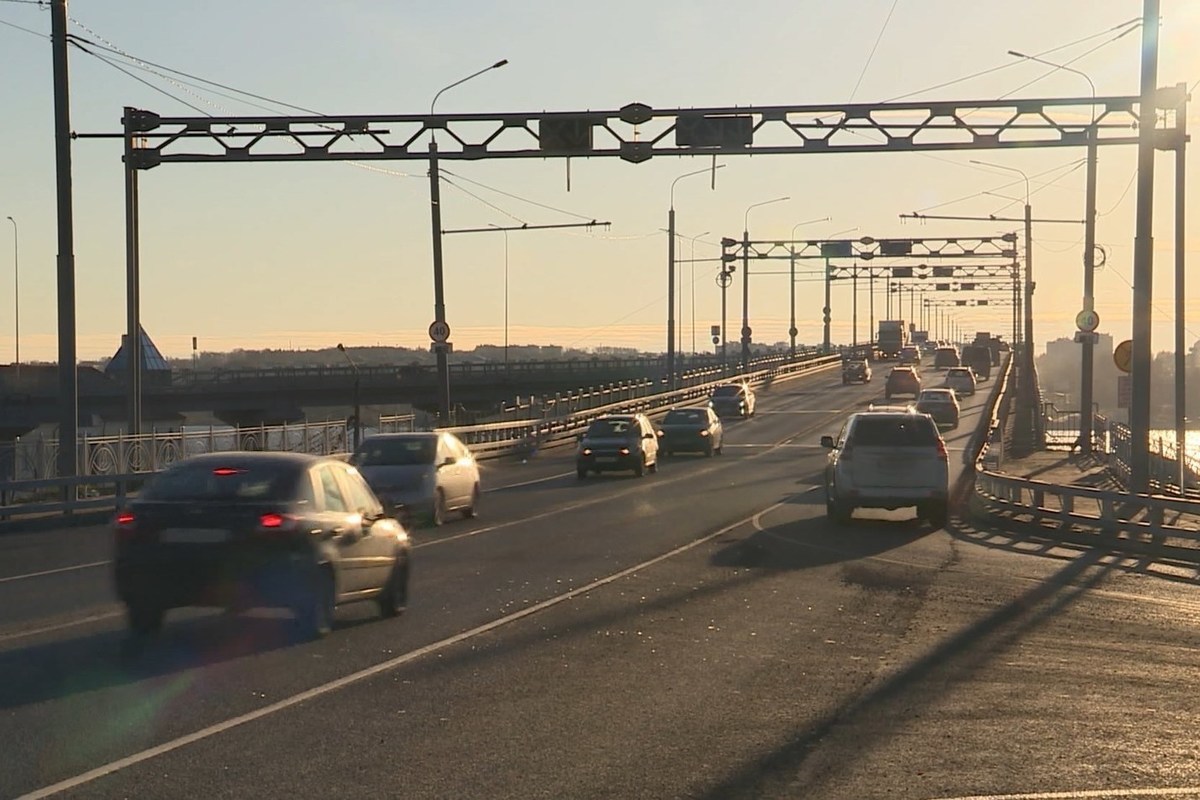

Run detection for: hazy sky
[[1, 0, 1198, 361]]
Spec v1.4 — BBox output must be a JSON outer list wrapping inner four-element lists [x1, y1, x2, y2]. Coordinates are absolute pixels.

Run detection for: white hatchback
[[352, 432, 481, 526]]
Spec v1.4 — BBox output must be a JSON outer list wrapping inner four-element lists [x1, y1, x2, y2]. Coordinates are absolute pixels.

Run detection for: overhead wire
[[847, 0, 900, 103]]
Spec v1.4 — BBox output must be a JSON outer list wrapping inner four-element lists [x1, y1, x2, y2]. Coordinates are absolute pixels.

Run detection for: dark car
[[709, 383, 756, 418], [576, 413, 660, 479], [658, 407, 724, 457], [915, 388, 961, 428], [842, 359, 872, 384], [934, 346, 961, 370], [885, 366, 922, 401], [113, 452, 411, 640]]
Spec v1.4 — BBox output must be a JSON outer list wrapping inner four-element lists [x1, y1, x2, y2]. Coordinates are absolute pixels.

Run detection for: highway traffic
[[2, 360, 1198, 799]]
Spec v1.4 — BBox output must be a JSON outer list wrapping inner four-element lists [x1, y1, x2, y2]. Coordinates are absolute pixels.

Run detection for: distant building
[[105, 326, 173, 387]]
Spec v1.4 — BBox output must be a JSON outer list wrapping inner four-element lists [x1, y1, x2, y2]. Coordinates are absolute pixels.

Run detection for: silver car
[[821, 410, 949, 527], [351, 432, 481, 526]]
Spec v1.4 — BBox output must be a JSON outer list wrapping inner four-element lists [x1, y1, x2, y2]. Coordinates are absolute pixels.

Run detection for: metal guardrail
[[972, 358, 1200, 554], [0, 353, 837, 523]]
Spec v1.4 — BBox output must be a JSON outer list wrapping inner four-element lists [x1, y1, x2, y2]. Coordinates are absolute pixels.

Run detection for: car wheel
[[126, 602, 164, 638], [295, 569, 334, 640], [377, 558, 409, 618], [634, 457, 645, 477], [431, 490, 446, 527], [461, 485, 480, 519]]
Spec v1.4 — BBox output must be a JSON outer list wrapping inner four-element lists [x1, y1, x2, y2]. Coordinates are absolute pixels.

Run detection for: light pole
[[972, 158, 1037, 446], [1009, 49, 1102, 455], [668, 165, 723, 388], [488, 223, 510, 373], [337, 343, 361, 450], [785, 217, 832, 357], [742, 196, 789, 369], [428, 59, 508, 422], [686, 230, 709, 355], [4, 216, 16, 380]]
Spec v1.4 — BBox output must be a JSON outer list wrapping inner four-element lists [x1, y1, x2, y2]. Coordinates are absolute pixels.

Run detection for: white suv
[[820, 410, 950, 527], [943, 367, 977, 397]]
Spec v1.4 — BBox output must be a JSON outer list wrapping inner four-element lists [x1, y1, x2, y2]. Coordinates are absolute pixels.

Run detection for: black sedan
[[657, 407, 724, 456], [113, 452, 411, 640]]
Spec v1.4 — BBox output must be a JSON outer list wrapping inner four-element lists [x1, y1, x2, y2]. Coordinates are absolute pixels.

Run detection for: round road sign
[[1113, 339, 1133, 374], [1075, 309, 1100, 333], [712, 335, 720, 345], [716, 272, 733, 288], [741, 326, 752, 338], [789, 327, 799, 337], [428, 320, 451, 343]]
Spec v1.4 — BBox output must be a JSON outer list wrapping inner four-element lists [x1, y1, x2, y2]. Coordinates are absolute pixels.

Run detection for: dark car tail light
[[936, 439, 948, 461], [257, 512, 298, 533], [114, 510, 137, 543]]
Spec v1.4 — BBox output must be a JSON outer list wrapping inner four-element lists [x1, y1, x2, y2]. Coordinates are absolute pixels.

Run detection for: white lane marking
[[21, 500, 785, 800], [483, 470, 574, 493], [0, 560, 111, 585], [0, 611, 123, 644], [929, 788, 1200, 800]]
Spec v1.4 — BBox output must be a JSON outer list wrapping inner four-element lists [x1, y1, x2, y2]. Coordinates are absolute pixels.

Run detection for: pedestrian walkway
[[996, 450, 1122, 492]]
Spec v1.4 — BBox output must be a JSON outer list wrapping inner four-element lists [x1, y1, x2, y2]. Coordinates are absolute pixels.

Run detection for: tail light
[[619, 447, 631, 456], [114, 510, 137, 543], [936, 439, 948, 461], [258, 512, 297, 533]]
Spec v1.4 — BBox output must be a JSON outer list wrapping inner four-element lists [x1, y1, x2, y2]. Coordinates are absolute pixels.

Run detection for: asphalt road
[[3, 362, 1199, 800]]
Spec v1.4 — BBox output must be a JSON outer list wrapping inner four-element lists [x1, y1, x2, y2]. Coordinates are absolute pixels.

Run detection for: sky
[[1, 0, 1199, 363]]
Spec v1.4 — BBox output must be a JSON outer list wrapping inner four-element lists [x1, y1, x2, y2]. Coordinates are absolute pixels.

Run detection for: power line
[[70, 40, 212, 116], [439, 168, 596, 222], [0, 15, 44, 37], [911, 159, 1085, 214], [440, 176, 529, 225], [847, 0, 900, 103]]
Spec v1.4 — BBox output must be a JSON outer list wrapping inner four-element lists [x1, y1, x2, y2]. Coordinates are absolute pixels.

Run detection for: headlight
[[619, 447, 630, 455], [700, 430, 710, 437], [581, 448, 592, 456]]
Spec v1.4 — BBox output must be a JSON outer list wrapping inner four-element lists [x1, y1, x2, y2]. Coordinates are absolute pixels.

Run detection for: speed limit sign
[[428, 320, 451, 343]]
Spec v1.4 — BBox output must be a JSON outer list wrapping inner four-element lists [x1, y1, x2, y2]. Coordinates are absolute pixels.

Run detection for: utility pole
[[52, 0, 78, 477], [1173, 83, 1189, 491], [1079, 132, 1098, 454], [822, 258, 832, 353], [1129, 0, 1160, 493], [123, 108, 143, 437]]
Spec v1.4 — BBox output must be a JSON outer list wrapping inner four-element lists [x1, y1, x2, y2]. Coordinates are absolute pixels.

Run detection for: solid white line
[[929, 788, 1200, 800], [0, 611, 123, 644], [483, 470, 574, 493], [20, 500, 785, 800], [0, 560, 110, 585]]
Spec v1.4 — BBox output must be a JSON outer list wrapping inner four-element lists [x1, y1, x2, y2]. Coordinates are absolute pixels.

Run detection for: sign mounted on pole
[[428, 320, 451, 343], [1075, 309, 1100, 333], [1113, 339, 1133, 374]]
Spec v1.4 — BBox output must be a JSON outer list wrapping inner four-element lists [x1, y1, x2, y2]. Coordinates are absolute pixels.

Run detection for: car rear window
[[353, 437, 437, 466], [142, 462, 299, 502], [948, 368, 971, 377], [665, 409, 707, 424], [850, 416, 938, 447], [712, 386, 741, 397], [587, 418, 635, 437]]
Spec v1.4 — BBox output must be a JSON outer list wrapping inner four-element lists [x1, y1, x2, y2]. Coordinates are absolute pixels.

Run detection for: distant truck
[[877, 320, 907, 360]]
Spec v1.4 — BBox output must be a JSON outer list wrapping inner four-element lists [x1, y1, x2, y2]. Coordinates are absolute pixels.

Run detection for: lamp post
[[785, 217, 831, 357], [686, 230, 709, 355], [428, 59, 508, 422], [337, 343, 361, 450], [742, 196, 789, 369], [668, 165, 723, 388], [1009, 49, 1101, 455], [4, 216, 16, 380], [972, 158, 1036, 445]]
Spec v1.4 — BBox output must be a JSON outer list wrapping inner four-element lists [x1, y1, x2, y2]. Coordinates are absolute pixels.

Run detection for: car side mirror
[[820, 435, 836, 449], [575, 433, 584, 443]]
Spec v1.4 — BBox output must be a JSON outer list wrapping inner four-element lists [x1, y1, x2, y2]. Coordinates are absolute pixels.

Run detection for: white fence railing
[[972, 359, 1200, 555]]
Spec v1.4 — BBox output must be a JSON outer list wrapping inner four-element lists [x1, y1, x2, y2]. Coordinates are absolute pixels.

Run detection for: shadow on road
[[693, 547, 1112, 799], [0, 610, 380, 712]]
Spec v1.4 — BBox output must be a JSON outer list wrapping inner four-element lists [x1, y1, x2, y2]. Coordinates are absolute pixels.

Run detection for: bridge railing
[[972, 359, 1200, 556]]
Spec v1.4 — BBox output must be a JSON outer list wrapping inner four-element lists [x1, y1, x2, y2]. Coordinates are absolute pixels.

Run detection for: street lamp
[[971, 157, 1037, 443], [686, 230, 709, 355], [742, 196, 789, 368], [427, 59, 508, 422], [4, 216, 16, 380], [1009, 49, 1103, 456], [337, 343, 362, 450], [786, 216, 830, 357], [667, 164, 723, 388]]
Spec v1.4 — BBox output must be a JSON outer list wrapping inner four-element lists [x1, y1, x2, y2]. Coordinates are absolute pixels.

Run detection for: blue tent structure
[[105, 326, 172, 386]]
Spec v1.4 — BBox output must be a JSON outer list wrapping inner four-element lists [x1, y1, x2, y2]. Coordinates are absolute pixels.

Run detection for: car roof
[[854, 409, 921, 419], [361, 432, 439, 442], [921, 388, 955, 395]]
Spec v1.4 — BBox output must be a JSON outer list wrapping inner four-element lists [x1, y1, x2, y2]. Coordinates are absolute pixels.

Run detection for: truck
[[961, 344, 992, 381], [877, 320, 907, 360]]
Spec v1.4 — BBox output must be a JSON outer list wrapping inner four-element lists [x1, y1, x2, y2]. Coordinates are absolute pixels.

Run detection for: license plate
[[160, 528, 230, 544], [596, 457, 618, 464]]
